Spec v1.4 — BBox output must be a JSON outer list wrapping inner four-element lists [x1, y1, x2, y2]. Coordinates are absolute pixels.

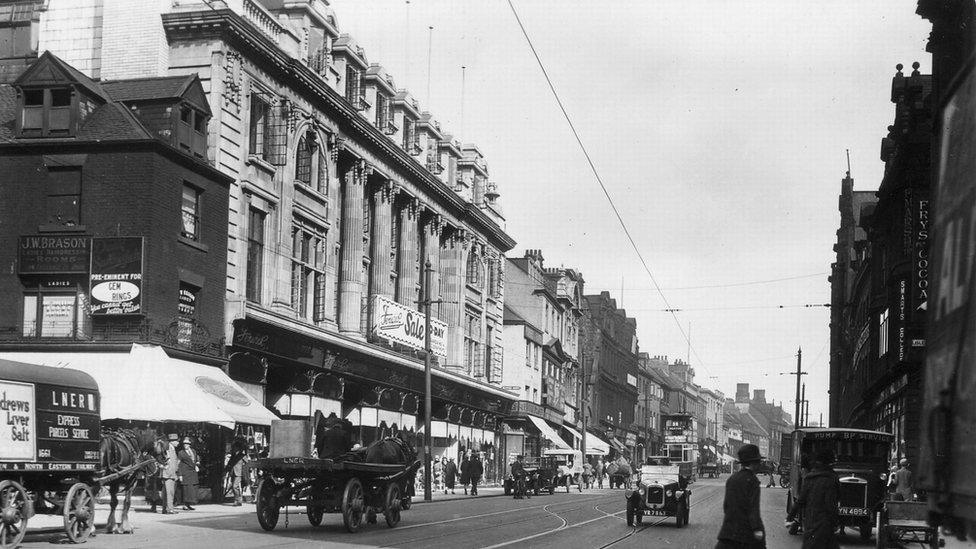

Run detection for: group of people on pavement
[[430, 453, 484, 495], [147, 434, 202, 514], [716, 442, 916, 549]]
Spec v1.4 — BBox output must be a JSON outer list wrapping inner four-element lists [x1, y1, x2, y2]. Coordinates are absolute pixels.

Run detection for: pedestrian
[[595, 458, 605, 489], [716, 443, 766, 549], [433, 457, 443, 493], [145, 451, 165, 513], [786, 449, 840, 549], [469, 453, 484, 495], [886, 462, 899, 498], [766, 469, 776, 488], [583, 461, 593, 489], [460, 454, 471, 495], [443, 457, 458, 494], [227, 441, 248, 506], [607, 460, 618, 488], [893, 458, 914, 501], [177, 437, 200, 511], [160, 433, 180, 514]]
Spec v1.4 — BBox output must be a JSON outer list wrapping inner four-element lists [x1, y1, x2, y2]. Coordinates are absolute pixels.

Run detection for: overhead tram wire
[[508, 0, 714, 375]]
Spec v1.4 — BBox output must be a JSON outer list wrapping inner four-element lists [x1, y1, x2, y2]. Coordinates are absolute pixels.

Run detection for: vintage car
[[503, 457, 557, 496], [543, 449, 584, 492], [782, 428, 893, 541], [624, 457, 691, 527]]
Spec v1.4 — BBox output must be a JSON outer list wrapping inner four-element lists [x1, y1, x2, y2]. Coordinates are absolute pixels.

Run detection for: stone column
[[338, 160, 367, 335], [439, 227, 468, 367], [370, 180, 396, 300], [322, 135, 342, 325], [422, 214, 443, 319], [396, 197, 420, 307]]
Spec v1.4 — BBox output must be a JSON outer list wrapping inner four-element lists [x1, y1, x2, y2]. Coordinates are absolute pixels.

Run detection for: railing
[[242, 0, 282, 43], [0, 320, 226, 358]]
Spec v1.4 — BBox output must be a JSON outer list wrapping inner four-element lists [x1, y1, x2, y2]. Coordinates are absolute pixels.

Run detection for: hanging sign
[[89, 237, 144, 316], [371, 295, 447, 357]]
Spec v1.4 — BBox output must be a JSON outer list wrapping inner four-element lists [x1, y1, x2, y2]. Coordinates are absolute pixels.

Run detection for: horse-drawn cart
[[0, 359, 102, 548], [254, 456, 420, 533]]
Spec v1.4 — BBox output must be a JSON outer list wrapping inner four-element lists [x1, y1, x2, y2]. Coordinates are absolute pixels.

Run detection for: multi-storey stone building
[[11, 0, 517, 480]]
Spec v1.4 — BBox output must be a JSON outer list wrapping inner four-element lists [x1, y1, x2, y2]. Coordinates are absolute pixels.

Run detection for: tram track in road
[[595, 488, 725, 549]]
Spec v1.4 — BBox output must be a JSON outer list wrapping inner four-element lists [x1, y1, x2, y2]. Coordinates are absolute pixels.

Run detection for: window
[[21, 87, 73, 137], [45, 167, 81, 226], [464, 312, 482, 375], [23, 292, 81, 338], [345, 65, 364, 109], [248, 94, 272, 160], [181, 184, 201, 240], [246, 207, 265, 302], [291, 218, 326, 320], [295, 135, 313, 185], [402, 117, 418, 154], [177, 283, 198, 347], [484, 325, 494, 382], [177, 104, 207, 158], [376, 94, 394, 133], [466, 252, 483, 287], [878, 308, 889, 357]]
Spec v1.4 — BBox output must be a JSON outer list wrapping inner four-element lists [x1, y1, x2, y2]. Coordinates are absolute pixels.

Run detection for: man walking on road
[[716, 443, 766, 549], [785, 450, 840, 549], [469, 454, 483, 495], [893, 458, 914, 501]]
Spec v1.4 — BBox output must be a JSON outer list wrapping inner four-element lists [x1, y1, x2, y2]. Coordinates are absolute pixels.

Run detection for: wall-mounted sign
[[371, 295, 447, 357], [0, 380, 35, 461], [89, 237, 143, 316], [18, 236, 90, 274]]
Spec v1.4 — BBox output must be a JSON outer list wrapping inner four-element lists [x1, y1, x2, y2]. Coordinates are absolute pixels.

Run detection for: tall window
[[375, 94, 393, 133], [22, 87, 72, 137], [177, 105, 207, 158], [291, 218, 326, 320], [466, 252, 483, 287], [345, 65, 364, 109], [402, 117, 418, 153], [181, 184, 201, 240], [295, 135, 313, 185], [45, 167, 81, 226], [484, 324, 494, 382], [246, 208, 265, 302], [248, 94, 272, 160], [464, 312, 481, 375], [878, 308, 889, 357]]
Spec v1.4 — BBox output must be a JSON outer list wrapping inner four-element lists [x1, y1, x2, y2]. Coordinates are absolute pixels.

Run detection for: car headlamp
[[666, 489, 674, 497], [880, 473, 888, 481]]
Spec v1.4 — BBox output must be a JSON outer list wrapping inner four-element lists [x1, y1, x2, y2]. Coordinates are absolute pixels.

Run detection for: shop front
[[229, 316, 514, 484]]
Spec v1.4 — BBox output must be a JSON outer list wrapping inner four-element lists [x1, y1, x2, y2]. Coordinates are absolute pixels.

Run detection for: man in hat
[[716, 443, 766, 548], [161, 434, 180, 514], [893, 458, 914, 501], [785, 449, 840, 549]]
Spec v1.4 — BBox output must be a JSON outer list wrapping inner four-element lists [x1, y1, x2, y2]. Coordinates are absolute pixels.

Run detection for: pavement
[[14, 479, 893, 548]]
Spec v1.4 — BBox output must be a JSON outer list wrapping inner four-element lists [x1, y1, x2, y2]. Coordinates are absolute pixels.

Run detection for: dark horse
[[99, 428, 168, 533], [313, 411, 417, 465]]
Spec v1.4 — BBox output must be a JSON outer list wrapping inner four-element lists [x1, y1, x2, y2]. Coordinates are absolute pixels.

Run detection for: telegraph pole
[[799, 383, 806, 428], [422, 259, 433, 502], [792, 347, 807, 430]]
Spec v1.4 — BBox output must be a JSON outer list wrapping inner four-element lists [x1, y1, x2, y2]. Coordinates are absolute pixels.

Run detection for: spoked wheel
[[306, 505, 324, 526], [383, 484, 401, 528], [0, 480, 28, 549], [255, 478, 280, 531], [341, 478, 365, 533], [63, 483, 95, 544]]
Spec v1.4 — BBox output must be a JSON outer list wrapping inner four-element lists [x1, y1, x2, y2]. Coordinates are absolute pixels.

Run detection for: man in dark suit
[[469, 454, 484, 495], [716, 444, 766, 548]]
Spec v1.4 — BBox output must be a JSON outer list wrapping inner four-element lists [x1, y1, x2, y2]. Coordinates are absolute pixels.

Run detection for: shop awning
[[609, 437, 628, 453], [527, 415, 571, 450], [0, 344, 278, 429], [719, 453, 734, 464], [569, 427, 609, 455]]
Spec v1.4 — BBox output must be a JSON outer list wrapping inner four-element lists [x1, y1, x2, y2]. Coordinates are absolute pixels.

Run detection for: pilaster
[[439, 226, 469, 367], [369, 179, 397, 299], [396, 196, 421, 307], [338, 159, 366, 335]]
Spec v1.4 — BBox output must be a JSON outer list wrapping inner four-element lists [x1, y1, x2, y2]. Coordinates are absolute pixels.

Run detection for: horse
[[312, 410, 417, 465], [99, 428, 168, 534], [313, 411, 356, 459]]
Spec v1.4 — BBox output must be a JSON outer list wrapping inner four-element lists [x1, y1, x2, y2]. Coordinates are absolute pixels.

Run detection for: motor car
[[624, 457, 691, 527], [543, 449, 584, 492]]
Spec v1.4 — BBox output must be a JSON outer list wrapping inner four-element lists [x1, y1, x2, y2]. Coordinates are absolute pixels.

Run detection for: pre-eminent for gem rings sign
[[89, 237, 144, 316], [371, 295, 447, 357]]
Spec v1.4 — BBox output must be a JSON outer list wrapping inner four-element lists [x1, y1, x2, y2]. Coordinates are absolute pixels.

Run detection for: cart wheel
[[383, 484, 401, 528], [306, 506, 324, 527], [255, 478, 280, 531], [0, 480, 28, 549], [341, 478, 365, 533], [63, 483, 95, 544]]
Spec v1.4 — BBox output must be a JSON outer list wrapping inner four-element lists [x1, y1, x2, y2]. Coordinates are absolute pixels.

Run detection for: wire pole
[[792, 348, 807, 430], [800, 383, 806, 428], [423, 258, 433, 502]]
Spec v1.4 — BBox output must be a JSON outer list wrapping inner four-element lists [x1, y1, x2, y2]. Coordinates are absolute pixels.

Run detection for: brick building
[[0, 52, 277, 498]]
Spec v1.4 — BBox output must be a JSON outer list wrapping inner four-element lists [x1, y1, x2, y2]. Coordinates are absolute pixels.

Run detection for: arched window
[[466, 251, 483, 287], [295, 134, 312, 185]]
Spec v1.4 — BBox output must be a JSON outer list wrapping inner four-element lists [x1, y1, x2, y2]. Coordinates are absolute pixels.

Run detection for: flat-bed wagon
[[0, 359, 102, 548], [875, 500, 940, 549], [254, 456, 420, 533]]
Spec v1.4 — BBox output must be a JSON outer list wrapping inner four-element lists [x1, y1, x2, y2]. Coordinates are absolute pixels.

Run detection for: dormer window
[[21, 87, 74, 137], [177, 104, 208, 159]]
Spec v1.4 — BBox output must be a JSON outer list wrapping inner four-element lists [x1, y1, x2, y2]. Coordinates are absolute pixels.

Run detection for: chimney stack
[[753, 389, 766, 404], [736, 383, 750, 403]]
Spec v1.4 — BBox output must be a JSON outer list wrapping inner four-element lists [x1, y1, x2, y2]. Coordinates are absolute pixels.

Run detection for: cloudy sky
[[331, 0, 931, 421]]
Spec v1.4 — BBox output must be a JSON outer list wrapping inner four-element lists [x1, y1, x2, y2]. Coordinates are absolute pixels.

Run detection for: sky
[[330, 0, 933, 423]]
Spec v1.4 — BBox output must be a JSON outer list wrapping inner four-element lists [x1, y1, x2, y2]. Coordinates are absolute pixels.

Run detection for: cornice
[[161, 8, 515, 252]]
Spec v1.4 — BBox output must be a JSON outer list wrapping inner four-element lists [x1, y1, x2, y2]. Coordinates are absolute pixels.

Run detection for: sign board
[[371, 295, 447, 357], [0, 380, 35, 461], [89, 237, 144, 316], [18, 236, 91, 274]]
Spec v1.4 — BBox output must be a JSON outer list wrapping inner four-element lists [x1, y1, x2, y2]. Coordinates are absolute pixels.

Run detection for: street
[[17, 477, 879, 549]]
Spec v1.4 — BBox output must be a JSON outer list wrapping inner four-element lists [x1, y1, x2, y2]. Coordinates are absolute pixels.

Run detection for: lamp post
[[422, 259, 434, 502]]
